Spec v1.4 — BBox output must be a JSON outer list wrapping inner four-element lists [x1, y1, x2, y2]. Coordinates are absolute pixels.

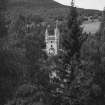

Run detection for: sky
[[54, 0, 105, 10]]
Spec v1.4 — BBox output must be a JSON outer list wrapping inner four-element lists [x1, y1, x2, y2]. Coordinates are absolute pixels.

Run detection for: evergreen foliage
[[1, 1, 105, 105], [99, 7, 105, 40], [0, 0, 8, 38], [4, 14, 50, 105], [62, 6, 83, 64], [51, 3, 88, 105]]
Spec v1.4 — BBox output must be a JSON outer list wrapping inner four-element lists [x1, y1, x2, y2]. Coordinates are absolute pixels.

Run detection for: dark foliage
[[0, 0, 8, 38]]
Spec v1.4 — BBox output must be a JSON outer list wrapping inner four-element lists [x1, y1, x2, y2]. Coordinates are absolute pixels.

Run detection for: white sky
[[54, 0, 105, 10]]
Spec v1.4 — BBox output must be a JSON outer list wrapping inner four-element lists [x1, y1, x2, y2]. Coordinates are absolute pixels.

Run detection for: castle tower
[[54, 20, 60, 50], [45, 27, 48, 43], [45, 21, 60, 56]]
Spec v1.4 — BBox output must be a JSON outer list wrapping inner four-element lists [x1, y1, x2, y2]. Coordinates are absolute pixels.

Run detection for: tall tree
[[52, 1, 87, 105], [0, 0, 8, 38], [99, 7, 105, 41], [62, 1, 83, 64]]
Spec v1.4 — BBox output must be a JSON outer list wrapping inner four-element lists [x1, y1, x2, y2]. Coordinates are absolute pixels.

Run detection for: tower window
[[51, 45, 53, 47]]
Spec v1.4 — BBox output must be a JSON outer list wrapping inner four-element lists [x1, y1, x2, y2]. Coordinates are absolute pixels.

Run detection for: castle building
[[45, 21, 60, 56]]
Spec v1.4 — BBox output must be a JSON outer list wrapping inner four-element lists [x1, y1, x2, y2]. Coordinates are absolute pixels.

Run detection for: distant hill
[[8, 0, 102, 22], [9, 0, 64, 8]]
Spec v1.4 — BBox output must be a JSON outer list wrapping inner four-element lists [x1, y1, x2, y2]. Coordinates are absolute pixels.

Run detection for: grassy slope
[[8, 0, 68, 22], [9, 0, 64, 9], [8, 0, 102, 33], [8, 0, 101, 19], [82, 21, 101, 34]]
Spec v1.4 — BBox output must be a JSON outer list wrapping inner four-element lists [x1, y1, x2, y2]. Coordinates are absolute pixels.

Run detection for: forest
[[0, 0, 105, 105]]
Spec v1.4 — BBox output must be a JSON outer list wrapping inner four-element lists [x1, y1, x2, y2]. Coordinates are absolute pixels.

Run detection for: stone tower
[[45, 21, 60, 56]]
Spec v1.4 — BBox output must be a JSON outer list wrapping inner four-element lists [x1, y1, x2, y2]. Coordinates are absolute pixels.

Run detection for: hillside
[[8, 0, 101, 22], [9, 0, 64, 8]]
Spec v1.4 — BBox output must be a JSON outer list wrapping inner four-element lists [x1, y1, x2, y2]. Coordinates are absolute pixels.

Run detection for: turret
[[45, 28, 48, 43], [54, 20, 60, 40]]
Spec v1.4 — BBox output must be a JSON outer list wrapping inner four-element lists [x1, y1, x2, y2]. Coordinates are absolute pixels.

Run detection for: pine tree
[[99, 7, 105, 41], [59, 0, 84, 85], [62, 2, 83, 64], [0, 0, 8, 38], [55, 1, 87, 104], [90, 7, 105, 105], [59, 0, 88, 88], [0, 0, 10, 104]]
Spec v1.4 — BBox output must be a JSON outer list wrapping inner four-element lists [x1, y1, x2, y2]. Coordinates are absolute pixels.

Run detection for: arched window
[[51, 45, 53, 47]]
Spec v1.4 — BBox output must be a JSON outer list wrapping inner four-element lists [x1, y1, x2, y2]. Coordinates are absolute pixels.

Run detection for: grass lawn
[[81, 21, 101, 34]]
